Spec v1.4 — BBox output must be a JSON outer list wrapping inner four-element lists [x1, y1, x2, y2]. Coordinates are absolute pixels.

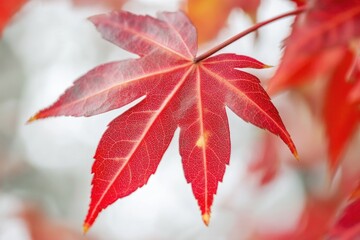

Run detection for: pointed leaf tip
[[263, 64, 273, 69], [202, 213, 210, 226], [293, 149, 300, 161], [26, 114, 38, 124], [83, 223, 90, 234]]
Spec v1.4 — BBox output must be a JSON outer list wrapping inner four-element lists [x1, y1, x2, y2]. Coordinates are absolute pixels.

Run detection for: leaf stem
[[194, 6, 307, 63]]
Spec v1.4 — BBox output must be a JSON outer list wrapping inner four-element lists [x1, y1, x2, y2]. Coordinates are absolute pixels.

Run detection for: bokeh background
[[1, 0, 358, 239]]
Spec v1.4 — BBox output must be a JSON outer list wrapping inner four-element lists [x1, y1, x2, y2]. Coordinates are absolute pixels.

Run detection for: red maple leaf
[[29, 11, 297, 231], [267, 0, 360, 94], [267, 0, 360, 171], [323, 48, 360, 169]]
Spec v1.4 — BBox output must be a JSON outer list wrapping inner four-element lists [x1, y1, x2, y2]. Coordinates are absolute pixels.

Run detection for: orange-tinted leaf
[[185, 0, 260, 43], [185, 0, 232, 43], [268, 0, 360, 94], [72, 0, 126, 10], [231, 0, 260, 23], [30, 11, 297, 231], [0, 0, 26, 35], [323, 49, 360, 169]]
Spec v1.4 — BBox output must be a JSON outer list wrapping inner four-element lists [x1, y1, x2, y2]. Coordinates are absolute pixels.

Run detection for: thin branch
[[194, 6, 307, 63]]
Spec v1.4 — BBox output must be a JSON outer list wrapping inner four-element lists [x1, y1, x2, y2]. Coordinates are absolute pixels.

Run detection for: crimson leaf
[[29, 11, 297, 231]]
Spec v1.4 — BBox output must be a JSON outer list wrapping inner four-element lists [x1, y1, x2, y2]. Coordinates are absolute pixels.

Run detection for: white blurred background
[[0, 0, 308, 239]]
